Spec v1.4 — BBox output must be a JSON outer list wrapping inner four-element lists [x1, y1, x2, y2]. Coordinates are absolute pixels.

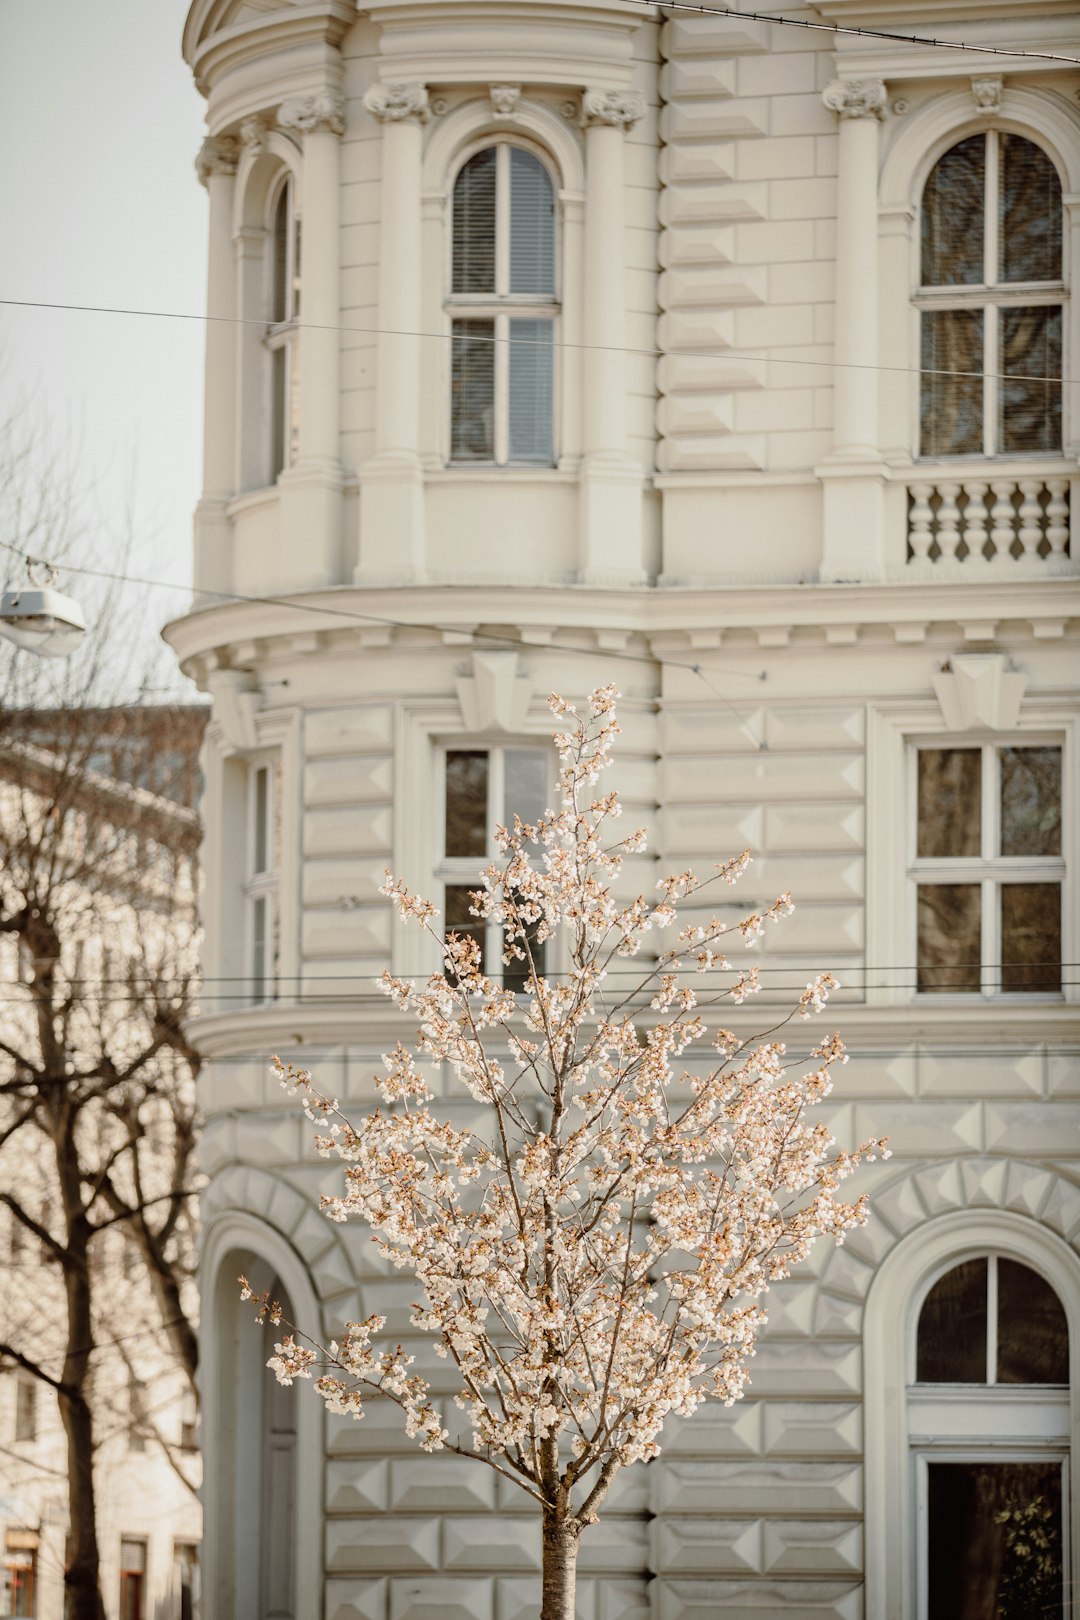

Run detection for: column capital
[[239, 115, 271, 155], [362, 81, 430, 125], [195, 135, 239, 186], [822, 78, 887, 121], [581, 88, 645, 131], [279, 88, 346, 137]]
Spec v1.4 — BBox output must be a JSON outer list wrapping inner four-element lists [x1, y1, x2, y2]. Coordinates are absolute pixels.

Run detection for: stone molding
[[362, 80, 430, 125], [581, 87, 646, 130], [278, 87, 346, 137], [489, 84, 521, 117], [822, 78, 887, 121], [195, 134, 239, 184]]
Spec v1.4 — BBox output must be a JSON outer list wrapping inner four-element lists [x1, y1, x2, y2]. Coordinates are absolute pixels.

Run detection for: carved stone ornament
[[239, 116, 270, 155], [489, 84, 521, 117], [195, 135, 239, 185], [456, 651, 533, 734], [362, 81, 431, 125], [822, 78, 888, 120], [278, 89, 346, 137], [932, 654, 1026, 732], [581, 88, 646, 130], [971, 75, 1003, 113]]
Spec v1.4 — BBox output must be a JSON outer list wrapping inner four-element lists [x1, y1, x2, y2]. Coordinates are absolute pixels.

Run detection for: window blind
[[451, 320, 495, 461], [510, 148, 555, 295], [271, 185, 290, 323], [920, 308, 983, 457], [999, 304, 1062, 454], [920, 136, 983, 288], [452, 149, 496, 294], [508, 318, 554, 464], [1000, 135, 1061, 284]]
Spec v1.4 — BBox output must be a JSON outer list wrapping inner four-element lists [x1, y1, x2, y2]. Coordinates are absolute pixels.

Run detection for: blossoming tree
[[252, 687, 886, 1620]]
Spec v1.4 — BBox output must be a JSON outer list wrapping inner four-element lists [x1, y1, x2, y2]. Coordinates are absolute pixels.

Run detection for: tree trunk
[[540, 1512, 581, 1620], [60, 1382, 106, 1620]]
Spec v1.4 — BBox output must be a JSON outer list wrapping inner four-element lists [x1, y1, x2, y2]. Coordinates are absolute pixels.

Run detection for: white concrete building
[[169, 2, 1080, 1616]]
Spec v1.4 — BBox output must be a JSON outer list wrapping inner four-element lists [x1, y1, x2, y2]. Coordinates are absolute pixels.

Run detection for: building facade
[[170, 2, 1080, 1616]]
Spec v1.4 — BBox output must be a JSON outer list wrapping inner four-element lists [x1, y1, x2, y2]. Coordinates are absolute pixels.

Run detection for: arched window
[[266, 174, 301, 481], [447, 143, 558, 466], [912, 1254, 1069, 1618], [918, 132, 1063, 460]]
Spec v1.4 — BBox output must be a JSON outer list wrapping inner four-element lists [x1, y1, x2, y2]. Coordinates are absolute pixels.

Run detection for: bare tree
[[0, 388, 205, 1620], [258, 689, 888, 1620]]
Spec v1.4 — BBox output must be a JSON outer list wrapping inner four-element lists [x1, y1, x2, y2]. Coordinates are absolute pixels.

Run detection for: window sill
[[427, 464, 577, 483]]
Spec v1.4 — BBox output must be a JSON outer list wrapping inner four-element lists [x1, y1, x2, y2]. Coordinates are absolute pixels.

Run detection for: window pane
[[252, 895, 267, 1002], [999, 305, 1062, 455], [510, 149, 555, 294], [917, 748, 981, 858], [917, 1258, 988, 1382], [445, 751, 488, 858], [997, 1259, 1069, 1384], [270, 346, 287, 481], [1001, 883, 1061, 993], [917, 884, 981, 993], [508, 319, 554, 464], [254, 765, 269, 873], [452, 148, 496, 293], [271, 184, 290, 324], [1000, 134, 1062, 284], [928, 1461, 1063, 1620], [920, 309, 983, 457], [921, 136, 985, 287], [504, 749, 548, 828], [451, 320, 495, 462], [1000, 747, 1061, 856], [445, 884, 486, 978]]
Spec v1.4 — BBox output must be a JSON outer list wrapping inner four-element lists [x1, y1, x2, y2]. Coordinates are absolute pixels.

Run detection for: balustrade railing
[[904, 466, 1074, 572]]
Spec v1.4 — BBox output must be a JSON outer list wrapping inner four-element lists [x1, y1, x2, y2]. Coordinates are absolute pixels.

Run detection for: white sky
[[0, 0, 208, 668]]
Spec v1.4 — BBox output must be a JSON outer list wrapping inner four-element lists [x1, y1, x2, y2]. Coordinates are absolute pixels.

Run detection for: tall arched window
[[918, 132, 1063, 459], [448, 143, 558, 466], [912, 1254, 1069, 1618], [266, 174, 301, 481]]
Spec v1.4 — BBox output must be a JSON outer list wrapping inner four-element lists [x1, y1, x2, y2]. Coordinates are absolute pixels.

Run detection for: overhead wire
[[643, 0, 1080, 67], [2, 297, 1076, 391]]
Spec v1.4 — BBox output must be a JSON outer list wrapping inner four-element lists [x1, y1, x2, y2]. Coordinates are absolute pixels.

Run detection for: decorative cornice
[[971, 75, 1003, 113], [581, 87, 645, 130], [823, 78, 888, 121], [278, 88, 346, 137], [489, 84, 521, 117], [362, 81, 430, 125], [195, 134, 239, 185]]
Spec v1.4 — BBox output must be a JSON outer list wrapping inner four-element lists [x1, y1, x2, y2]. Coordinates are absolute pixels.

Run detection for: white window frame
[[445, 138, 561, 469], [437, 740, 552, 985], [264, 171, 300, 483], [864, 1210, 1080, 1620], [246, 758, 280, 1005], [908, 736, 1066, 999], [865, 703, 1077, 1008], [915, 128, 1066, 462]]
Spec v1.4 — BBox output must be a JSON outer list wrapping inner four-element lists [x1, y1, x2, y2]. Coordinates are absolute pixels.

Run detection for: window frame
[[445, 137, 561, 469], [907, 736, 1066, 999], [118, 1538, 147, 1620], [264, 171, 300, 484], [866, 702, 1077, 1009], [245, 757, 280, 1006], [436, 739, 552, 986]]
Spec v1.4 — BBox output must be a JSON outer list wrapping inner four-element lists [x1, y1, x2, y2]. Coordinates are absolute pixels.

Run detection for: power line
[[646, 0, 1080, 67], [1, 297, 1075, 391]]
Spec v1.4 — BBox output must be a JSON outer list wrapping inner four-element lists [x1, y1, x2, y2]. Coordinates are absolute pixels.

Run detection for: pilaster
[[579, 88, 647, 587], [195, 136, 239, 597], [819, 78, 888, 583], [357, 82, 431, 584], [277, 88, 346, 589]]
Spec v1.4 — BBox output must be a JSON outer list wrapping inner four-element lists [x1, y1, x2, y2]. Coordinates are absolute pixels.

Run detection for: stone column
[[819, 78, 888, 581], [194, 136, 239, 597], [275, 88, 345, 588], [357, 81, 430, 582], [579, 88, 646, 585]]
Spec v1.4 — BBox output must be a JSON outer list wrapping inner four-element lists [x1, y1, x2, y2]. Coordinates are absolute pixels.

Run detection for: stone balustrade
[[905, 466, 1074, 571]]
